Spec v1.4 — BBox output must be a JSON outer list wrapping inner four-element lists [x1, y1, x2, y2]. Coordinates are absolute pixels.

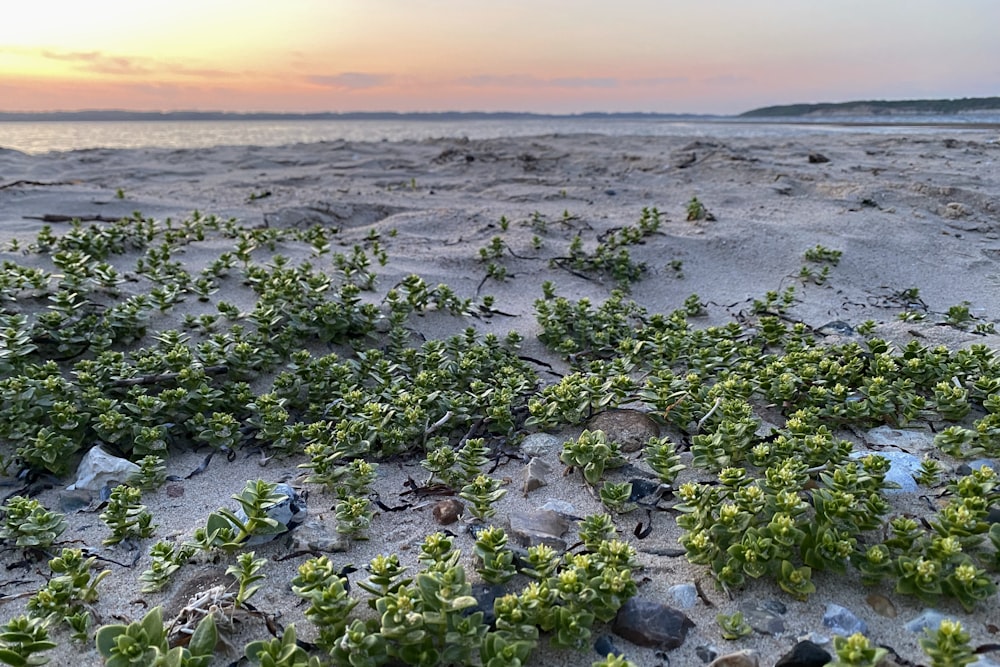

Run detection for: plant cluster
[[559, 207, 661, 287]]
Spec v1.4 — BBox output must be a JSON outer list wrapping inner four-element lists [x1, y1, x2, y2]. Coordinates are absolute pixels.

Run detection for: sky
[[1, 0, 997, 115]]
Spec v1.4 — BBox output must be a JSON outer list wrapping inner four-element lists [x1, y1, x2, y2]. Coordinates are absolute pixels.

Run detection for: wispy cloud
[[37, 49, 231, 79], [306, 72, 391, 89], [456, 74, 685, 89]]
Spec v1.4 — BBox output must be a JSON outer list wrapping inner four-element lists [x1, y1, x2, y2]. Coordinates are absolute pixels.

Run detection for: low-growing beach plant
[[100, 485, 155, 546], [139, 541, 194, 593], [187, 479, 288, 554], [0, 615, 56, 667], [599, 481, 636, 514], [27, 549, 108, 637], [0, 496, 67, 550], [226, 551, 267, 608], [716, 611, 753, 640], [560, 430, 625, 486], [244, 624, 322, 667], [291, 556, 358, 650], [474, 525, 517, 584], [829, 633, 887, 667], [459, 473, 507, 521], [95, 606, 216, 667], [919, 618, 977, 667]]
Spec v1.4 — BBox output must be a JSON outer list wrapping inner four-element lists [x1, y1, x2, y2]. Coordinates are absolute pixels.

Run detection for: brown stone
[[165, 483, 185, 498], [589, 409, 660, 453], [432, 498, 464, 525]]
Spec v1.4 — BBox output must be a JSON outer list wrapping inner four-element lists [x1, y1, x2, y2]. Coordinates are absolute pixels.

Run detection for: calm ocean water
[[2, 116, 999, 155]]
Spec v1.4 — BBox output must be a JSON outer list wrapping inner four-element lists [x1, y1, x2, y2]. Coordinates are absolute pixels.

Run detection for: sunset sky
[[1, 1, 997, 115]]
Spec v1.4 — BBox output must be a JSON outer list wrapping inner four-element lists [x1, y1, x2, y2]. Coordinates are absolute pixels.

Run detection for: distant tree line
[[741, 97, 1000, 117]]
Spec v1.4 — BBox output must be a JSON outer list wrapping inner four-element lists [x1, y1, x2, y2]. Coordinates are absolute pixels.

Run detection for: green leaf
[[187, 614, 217, 657]]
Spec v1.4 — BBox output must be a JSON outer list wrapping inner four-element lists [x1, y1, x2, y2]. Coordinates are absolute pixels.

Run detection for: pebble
[[667, 583, 699, 609], [904, 608, 953, 634], [165, 483, 185, 498], [865, 592, 897, 618], [290, 517, 350, 552], [588, 409, 660, 453], [471, 583, 505, 628], [628, 478, 665, 503], [521, 457, 551, 495], [611, 597, 695, 649], [57, 489, 93, 513], [739, 600, 786, 636], [822, 603, 868, 636], [849, 448, 922, 493], [774, 640, 832, 667], [593, 634, 622, 657], [65, 445, 140, 491], [431, 498, 464, 525], [696, 645, 719, 663], [521, 433, 562, 457], [808, 152, 831, 164], [507, 510, 569, 549], [708, 650, 759, 667], [537, 498, 580, 519]]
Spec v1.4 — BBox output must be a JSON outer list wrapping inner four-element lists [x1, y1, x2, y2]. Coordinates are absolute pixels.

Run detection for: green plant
[[0, 615, 56, 667], [244, 624, 323, 667], [100, 485, 155, 546], [599, 481, 636, 513], [139, 541, 194, 593], [226, 551, 267, 607], [188, 479, 288, 554], [291, 556, 358, 650], [592, 654, 637, 667], [0, 496, 67, 550], [95, 606, 216, 667], [560, 430, 625, 485], [920, 618, 977, 667], [643, 436, 685, 484], [474, 525, 517, 584], [716, 611, 753, 640], [829, 633, 887, 667], [686, 196, 709, 221], [335, 495, 373, 538], [459, 474, 507, 521], [128, 455, 167, 491], [27, 548, 108, 635]]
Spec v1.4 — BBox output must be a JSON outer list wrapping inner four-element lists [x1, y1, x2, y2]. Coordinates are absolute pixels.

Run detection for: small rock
[[66, 446, 140, 492], [941, 202, 972, 219], [593, 634, 621, 657], [57, 489, 93, 513], [708, 650, 758, 667], [808, 152, 831, 164], [697, 645, 719, 663], [507, 510, 569, 549], [774, 640, 832, 667], [865, 593, 897, 618], [537, 498, 579, 518], [628, 478, 664, 502], [589, 409, 660, 453], [432, 498, 464, 525], [739, 600, 785, 636], [612, 597, 694, 649], [823, 603, 868, 636], [290, 518, 350, 553], [471, 583, 505, 627], [904, 609, 953, 634], [165, 483, 185, 498], [864, 425, 933, 449], [235, 482, 307, 546], [817, 321, 854, 336], [522, 457, 551, 495], [958, 459, 998, 476], [521, 433, 562, 457], [668, 583, 699, 609], [988, 506, 1000, 525], [850, 446, 924, 493]]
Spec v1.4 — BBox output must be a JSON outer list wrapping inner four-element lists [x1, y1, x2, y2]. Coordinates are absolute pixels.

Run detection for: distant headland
[[741, 96, 1000, 117]]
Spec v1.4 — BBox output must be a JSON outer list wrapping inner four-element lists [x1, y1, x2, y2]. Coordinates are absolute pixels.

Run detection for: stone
[[507, 510, 569, 549], [593, 634, 621, 658], [471, 583, 506, 628], [708, 650, 759, 667], [774, 640, 832, 667], [234, 482, 307, 546], [628, 478, 664, 502], [66, 446, 140, 492], [904, 608, 952, 634], [521, 433, 562, 458], [290, 517, 350, 553], [537, 498, 581, 519], [588, 409, 660, 453], [522, 457, 551, 495], [823, 603, 867, 637], [165, 483, 185, 498], [432, 498, 464, 525], [808, 152, 831, 164], [864, 425, 934, 449], [865, 593, 897, 618], [667, 583, 699, 609], [696, 645, 719, 663], [851, 446, 924, 493], [612, 597, 694, 649], [739, 600, 785, 636], [57, 489, 93, 513]]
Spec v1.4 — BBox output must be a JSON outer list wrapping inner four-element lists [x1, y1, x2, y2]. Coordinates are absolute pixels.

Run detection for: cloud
[[37, 49, 231, 79], [306, 72, 391, 89], [456, 74, 686, 89]]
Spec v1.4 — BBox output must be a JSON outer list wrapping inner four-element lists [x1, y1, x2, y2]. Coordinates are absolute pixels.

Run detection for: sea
[[2, 115, 999, 155]]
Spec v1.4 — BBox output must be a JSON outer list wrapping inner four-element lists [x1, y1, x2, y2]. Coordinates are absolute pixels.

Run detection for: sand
[[1, 129, 999, 666]]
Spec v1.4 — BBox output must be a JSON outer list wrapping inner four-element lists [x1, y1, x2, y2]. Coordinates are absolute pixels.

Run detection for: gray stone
[[290, 517, 350, 553], [66, 446, 140, 492], [58, 489, 93, 513], [522, 457, 551, 495], [739, 600, 785, 636], [696, 645, 719, 663], [432, 498, 464, 525], [667, 583, 699, 609], [507, 510, 569, 550], [521, 433, 562, 457], [822, 603, 868, 636], [774, 640, 832, 667], [537, 498, 580, 519], [593, 634, 621, 658], [235, 483, 307, 546], [904, 608, 953, 634], [708, 651, 759, 667], [864, 426, 933, 449], [589, 409, 660, 453], [850, 448, 922, 493], [612, 597, 694, 649], [808, 152, 831, 164]]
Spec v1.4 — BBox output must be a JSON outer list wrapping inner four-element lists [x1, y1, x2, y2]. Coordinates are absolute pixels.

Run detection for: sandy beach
[[1, 129, 999, 667]]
